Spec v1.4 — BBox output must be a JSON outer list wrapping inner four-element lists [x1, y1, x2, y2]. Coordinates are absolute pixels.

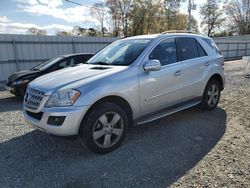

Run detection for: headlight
[[12, 79, 29, 86], [45, 89, 81, 107]]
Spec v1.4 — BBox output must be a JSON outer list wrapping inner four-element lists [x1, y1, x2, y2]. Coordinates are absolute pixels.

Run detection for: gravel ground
[[0, 60, 249, 188]]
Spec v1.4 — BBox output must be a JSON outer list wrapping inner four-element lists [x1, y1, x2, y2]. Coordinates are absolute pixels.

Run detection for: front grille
[[26, 110, 43, 120], [25, 88, 45, 109]]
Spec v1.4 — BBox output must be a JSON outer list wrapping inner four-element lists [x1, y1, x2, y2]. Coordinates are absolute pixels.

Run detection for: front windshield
[[88, 39, 151, 66], [32, 57, 63, 71]]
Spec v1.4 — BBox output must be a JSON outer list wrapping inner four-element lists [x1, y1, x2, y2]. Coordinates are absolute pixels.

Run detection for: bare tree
[[27, 27, 47, 35], [72, 26, 87, 36], [106, 0, 122, 37], [90, 3, 106, 36], [226, 0, 250, 35], [56, 31, 71, 36], [106, 0, 133, 37], [200, 0, 225, 36], [87, 28, 97, 36], [36, 29, 47, 35], [117, 0, 133, 37]]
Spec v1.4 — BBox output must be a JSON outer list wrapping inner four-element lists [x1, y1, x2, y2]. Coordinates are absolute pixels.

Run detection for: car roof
[[124, 32, 209, 40], [125, 34, 160, 40]]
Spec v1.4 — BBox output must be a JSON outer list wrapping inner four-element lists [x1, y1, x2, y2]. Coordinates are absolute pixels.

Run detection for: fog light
[[47, 116, 66, 126]]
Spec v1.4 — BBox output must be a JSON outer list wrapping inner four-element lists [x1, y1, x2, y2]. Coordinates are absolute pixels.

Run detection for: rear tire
[[79, 102, 128, 154], [200, 79, 221, 110]]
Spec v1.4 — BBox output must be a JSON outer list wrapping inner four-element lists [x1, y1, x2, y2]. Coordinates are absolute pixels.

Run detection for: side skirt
[[135, 97, 202, 125]]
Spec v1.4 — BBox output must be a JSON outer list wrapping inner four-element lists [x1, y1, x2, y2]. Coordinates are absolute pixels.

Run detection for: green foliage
[[106, 0, 195, 37], [53, 0, 201, 37]]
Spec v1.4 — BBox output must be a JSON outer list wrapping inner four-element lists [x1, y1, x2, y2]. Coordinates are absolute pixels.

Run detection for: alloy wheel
[[92, 112, 124, 149], [207, 84, 219, 107]]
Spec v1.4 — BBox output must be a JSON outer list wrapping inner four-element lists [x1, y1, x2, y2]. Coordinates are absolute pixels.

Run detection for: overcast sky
[[0, 0, 208, 35]]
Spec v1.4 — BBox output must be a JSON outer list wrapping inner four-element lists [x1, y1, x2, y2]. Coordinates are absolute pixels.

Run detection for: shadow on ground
[[0, 95, 22, 112], [0, 107, 227, 188]]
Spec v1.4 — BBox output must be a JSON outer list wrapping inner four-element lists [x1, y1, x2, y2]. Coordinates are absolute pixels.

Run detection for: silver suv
[[23, 32, 225, 153]]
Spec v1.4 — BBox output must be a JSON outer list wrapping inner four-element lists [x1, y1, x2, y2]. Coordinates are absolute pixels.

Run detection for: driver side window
[[149, 38, 177, 66], [57, 59, 68, 69], [49, 58, 69, 71]]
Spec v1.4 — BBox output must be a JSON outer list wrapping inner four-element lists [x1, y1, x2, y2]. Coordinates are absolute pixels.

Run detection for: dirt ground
[[0, 60, 249, 188], [171, 60, 250, 187]]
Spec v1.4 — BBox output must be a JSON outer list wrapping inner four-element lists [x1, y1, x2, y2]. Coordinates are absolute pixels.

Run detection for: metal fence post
[[236, 42, 239, 58], [226, 42, 230, 60], [12, 40, 19, 71], [72, 41, 76, 53], [245, 43, 248, 56]]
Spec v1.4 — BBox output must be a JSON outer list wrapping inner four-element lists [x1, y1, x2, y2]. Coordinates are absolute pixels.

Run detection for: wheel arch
[[79, 95, 134, 134], [208, 73, 224, 90]]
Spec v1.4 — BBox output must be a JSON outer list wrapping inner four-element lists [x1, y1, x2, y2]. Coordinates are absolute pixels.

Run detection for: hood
[[8, 69, 39, 83], [29, 64, 126, 93]]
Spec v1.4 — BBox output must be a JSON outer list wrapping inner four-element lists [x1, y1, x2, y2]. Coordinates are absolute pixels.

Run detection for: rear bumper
[[23, 105, 89, 136]]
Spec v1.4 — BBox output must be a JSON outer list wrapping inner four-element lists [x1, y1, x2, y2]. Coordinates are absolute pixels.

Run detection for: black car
[[6, 53, 94, 98]]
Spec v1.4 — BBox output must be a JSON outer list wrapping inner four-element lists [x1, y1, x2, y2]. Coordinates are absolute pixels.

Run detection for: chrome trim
[[24, 88, 45, 110]]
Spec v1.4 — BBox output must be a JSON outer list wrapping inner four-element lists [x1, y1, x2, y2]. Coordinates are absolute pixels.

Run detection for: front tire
[[79, 102, 128, 154], [200, 79, 221, 110]]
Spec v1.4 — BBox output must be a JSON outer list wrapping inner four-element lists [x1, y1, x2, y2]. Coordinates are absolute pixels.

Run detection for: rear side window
[[196, 41, 207, 57], [177, 38, 199, 61], [202, 38, 222, 55]]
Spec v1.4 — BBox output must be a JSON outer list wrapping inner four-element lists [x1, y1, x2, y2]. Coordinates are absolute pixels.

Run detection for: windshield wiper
[[32, 68, 41, 71]]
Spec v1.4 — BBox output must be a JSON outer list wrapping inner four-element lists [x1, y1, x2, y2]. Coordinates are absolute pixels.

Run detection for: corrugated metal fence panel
[[0, 34, 117, 81], [2, 34, 250, 81], [213, 35, 250, 60]]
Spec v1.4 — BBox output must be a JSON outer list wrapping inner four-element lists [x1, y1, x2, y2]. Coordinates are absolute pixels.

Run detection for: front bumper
[[23, 105, 89, 136], [6, 84, 16, 95], [6, 83, 27, 97]]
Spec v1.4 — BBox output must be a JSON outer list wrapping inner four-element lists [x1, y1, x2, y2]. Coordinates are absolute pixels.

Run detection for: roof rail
[[161, 30, 200, 34]]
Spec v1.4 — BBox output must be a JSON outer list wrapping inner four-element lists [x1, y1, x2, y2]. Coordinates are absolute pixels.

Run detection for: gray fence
[[0, 34, 116, 81], [214, 41, 250, 61], [213, 35, 250, 61], [1, 34, 250, 82]]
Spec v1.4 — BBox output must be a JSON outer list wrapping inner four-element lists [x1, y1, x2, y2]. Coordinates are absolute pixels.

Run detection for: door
[[176, 37, 209, 100], [139, 38, 184, 115]]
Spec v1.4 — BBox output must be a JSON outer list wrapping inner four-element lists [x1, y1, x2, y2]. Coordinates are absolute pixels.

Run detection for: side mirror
[[143, 60, 161, 72]]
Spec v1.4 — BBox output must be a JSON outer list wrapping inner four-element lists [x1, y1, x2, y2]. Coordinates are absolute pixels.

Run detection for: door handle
[[174, 70, 182, 76], [205, 61, 210, 66]]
